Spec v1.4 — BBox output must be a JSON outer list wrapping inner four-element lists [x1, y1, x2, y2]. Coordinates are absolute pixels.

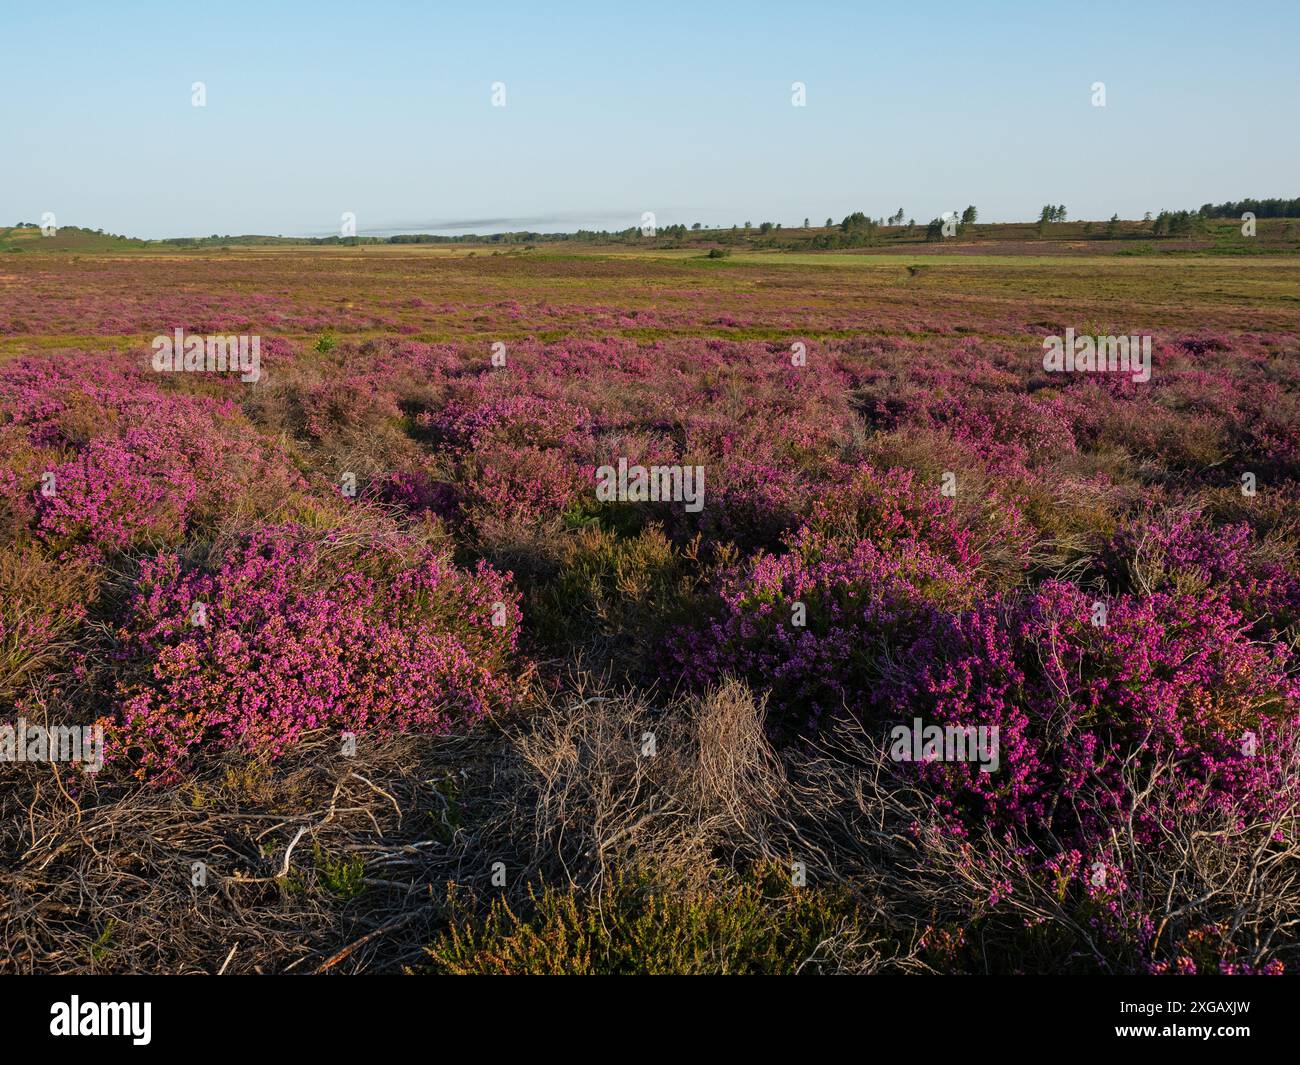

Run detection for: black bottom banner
[[1, 974, 1287, 1051]]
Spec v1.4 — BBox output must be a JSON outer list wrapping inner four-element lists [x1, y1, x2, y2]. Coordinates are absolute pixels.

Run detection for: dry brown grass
[[0, 729, 510, 974]]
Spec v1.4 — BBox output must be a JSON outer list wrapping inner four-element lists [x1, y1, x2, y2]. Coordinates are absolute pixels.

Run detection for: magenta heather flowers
[[3, 353, 304, 559], [110, 524, 520, 780]]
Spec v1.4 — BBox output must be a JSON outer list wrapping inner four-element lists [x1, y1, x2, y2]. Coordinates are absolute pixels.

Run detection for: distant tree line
[[1197, 197, 1300, 219], [20, 194, 1296, 252]]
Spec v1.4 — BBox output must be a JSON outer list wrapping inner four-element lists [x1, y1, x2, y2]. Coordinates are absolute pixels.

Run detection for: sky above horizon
[[3, 0, 1297, 238]]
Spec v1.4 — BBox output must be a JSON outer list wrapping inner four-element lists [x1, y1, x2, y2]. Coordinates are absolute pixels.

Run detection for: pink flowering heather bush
[[1099, 508, 1300, 637], [460, 442, 590, 527], [35, 431, 200, 558], [678, 470, 979, 726], [696, 454, 812, 550], [679, 539, 973, 733], [887, 581, 1299, 840], [109, 524, 520, 780], [676, 466, 1031, 726], [2, 354, 305, 560]]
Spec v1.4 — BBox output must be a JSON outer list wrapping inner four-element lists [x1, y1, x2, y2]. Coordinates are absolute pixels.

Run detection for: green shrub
[[530, 523, 707, 665], [426, 869, 877, 975]]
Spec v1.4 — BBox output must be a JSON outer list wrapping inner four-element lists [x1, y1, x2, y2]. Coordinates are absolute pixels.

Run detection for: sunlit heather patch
[[109, 524, 520, 781]]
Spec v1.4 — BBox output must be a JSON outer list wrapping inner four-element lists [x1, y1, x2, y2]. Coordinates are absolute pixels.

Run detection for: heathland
[[1, 232, 1298, 973]]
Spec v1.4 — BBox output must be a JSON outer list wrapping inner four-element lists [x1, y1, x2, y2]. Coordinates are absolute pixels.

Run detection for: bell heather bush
[[1100, 508, 1300, 635], [886, 581, 1300, 841], [110, 524, 520, 780], [2, 354, 305, 559]]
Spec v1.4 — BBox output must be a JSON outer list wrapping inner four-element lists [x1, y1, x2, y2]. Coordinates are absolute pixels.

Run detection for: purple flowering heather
[[110, 525, 520, 780]]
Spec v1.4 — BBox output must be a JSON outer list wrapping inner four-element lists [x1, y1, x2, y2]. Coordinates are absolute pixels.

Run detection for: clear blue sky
[[3, 0, 1297, 238]]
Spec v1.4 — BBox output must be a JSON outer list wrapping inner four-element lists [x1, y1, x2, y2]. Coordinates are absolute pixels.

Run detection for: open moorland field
[[2, 244, 1299, 974]]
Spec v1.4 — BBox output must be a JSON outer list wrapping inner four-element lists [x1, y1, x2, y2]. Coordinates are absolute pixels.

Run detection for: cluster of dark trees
[[1198, 197, 1300, 219], [1151, 210, 1208, 237], [806, 211, 913, 249]]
